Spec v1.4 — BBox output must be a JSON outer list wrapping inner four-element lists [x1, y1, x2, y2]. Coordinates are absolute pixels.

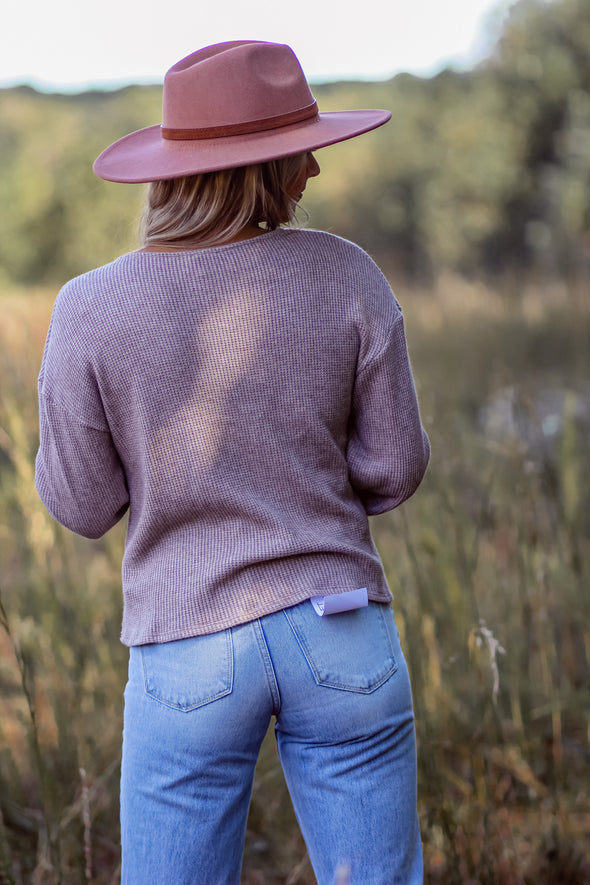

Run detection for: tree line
[[1, 0, 589, 289]]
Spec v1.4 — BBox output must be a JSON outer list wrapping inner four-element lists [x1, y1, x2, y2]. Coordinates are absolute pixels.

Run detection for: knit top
[[35, 228, 430, 645]]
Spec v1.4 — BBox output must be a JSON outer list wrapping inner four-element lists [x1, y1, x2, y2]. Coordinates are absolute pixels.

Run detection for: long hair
[[140, 153, 307, 250]]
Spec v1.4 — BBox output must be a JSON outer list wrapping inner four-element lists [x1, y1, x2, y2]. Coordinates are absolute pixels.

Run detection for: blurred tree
[[0, 87, 156, 285], [309, 69, 524, 283], [482, 0, 590, 279], [1, 0, 590, 288]]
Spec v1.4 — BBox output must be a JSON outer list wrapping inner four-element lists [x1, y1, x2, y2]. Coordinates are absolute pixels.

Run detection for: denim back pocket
[[284, 602, 397, 693], [140, 630, 234, 712]]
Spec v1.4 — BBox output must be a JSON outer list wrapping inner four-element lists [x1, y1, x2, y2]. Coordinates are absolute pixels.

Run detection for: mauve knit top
[[35, 228, 430, 645]]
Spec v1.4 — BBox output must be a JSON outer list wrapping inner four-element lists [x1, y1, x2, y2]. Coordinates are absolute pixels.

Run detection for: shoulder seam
[[40, 390, 110, 433]]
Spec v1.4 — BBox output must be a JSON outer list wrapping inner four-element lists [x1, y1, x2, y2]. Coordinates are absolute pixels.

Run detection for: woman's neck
[[139, 224, 266, 253]]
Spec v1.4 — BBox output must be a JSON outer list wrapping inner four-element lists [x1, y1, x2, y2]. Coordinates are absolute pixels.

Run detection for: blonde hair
[[140, 153, 307, 250]]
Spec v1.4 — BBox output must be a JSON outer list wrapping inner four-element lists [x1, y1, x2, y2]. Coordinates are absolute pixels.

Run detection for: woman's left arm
[[347, 309, 430, 515]]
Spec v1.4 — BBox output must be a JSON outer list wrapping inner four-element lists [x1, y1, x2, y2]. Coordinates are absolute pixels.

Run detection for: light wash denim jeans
[[120, 601, 423, 884]]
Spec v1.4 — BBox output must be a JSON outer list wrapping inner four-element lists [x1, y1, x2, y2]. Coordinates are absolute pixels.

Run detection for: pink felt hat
[[93, 41, 391, 183]]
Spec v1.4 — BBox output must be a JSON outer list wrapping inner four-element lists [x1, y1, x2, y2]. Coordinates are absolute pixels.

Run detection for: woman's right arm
[[35, 288, 130, 539]]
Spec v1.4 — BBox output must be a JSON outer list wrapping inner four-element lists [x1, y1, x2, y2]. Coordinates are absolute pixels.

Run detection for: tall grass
[[0, 277, 588, 883]]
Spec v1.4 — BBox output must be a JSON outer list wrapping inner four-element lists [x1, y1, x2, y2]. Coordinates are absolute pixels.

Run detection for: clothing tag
[[310, 587, 368, 617]]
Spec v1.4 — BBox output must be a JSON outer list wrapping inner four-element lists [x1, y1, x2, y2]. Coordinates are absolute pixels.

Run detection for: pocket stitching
[[285, 604, 398, 694], [140, 631, 234, 712]]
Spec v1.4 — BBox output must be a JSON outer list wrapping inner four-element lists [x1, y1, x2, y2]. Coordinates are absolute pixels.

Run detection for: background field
[[1, 276, 588, 883], [1, 0, 590, 881]]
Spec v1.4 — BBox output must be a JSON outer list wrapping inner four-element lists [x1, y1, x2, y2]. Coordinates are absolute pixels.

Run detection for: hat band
[[161, 100, 318, 140]]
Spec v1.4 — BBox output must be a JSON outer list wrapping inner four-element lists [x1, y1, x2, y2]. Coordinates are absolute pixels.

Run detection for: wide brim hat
[[93, 40, 391, 183]]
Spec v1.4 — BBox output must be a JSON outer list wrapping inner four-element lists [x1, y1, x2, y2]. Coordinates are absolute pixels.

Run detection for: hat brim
[[93, 109, 391, 183]]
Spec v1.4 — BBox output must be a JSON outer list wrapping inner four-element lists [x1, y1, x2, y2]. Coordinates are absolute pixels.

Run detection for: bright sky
[[2, 0, 515, 91]]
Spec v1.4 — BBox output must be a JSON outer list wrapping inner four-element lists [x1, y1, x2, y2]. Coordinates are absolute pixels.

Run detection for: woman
[[36, 40, 429, 884]]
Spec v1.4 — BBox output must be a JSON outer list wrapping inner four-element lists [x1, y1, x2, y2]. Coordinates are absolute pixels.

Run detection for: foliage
[[1, 0, 590, 287]]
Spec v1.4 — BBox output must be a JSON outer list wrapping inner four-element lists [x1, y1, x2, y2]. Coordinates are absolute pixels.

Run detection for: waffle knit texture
[[35, 228, 430, 645]]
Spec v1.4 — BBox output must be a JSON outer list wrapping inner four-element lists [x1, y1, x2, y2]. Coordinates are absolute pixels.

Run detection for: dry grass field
[[0, 275, 589, 883]]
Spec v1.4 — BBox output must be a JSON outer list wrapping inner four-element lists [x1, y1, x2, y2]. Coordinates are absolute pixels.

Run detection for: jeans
[[121, 601, 423, 884]]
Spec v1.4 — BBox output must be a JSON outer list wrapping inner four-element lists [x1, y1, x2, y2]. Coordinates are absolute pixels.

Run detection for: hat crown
[[93, 40, 391, 183], [161, 41, 317, 132]]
